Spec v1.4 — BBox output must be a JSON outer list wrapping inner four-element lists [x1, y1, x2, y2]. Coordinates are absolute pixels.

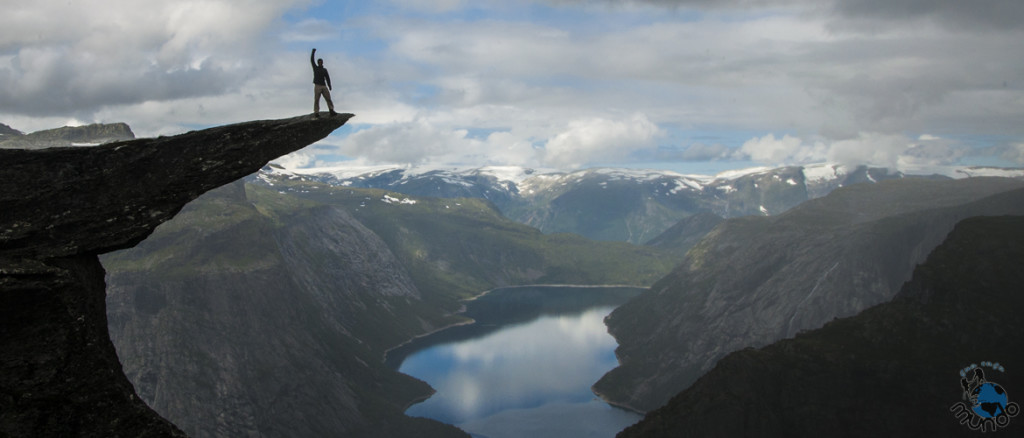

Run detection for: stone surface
[[0, 114, 352, 437]]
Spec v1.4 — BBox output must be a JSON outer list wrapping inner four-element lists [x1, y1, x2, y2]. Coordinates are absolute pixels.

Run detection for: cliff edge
[[0, 114, 353, 437]]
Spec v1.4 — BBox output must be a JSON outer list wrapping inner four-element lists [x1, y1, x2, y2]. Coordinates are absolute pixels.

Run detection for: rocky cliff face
[[0, 114, 352, 437], [102, 182, 468, 438], [595, 177, 1024, 412], [619, 216, 1024, 437]]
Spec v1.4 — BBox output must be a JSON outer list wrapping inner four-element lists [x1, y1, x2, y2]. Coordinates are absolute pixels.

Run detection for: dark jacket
[[311, 52, 332, 89]]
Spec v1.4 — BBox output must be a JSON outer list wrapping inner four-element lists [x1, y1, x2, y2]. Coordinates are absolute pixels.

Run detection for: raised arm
[[310, 48, 316, 68]]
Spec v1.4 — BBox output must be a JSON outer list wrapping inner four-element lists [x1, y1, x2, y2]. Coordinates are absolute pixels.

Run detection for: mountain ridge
[[618, 215, 1024, 437], [0, 122, 135, 149], [593, 177, 1024, 412], [273, 162, 1024, 245], [269, 163, 917, 244]]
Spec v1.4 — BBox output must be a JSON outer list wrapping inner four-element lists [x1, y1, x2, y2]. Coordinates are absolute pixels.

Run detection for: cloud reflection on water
[[400, 306, 620, 424]]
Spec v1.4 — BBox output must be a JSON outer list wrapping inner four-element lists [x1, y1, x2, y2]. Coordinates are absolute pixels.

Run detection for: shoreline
[[385, 283, 651, 416], [465, 283, 648, 301], [381, 316, 476, 365], [383, 283, 649, 363], [590, 386, 648, 416]]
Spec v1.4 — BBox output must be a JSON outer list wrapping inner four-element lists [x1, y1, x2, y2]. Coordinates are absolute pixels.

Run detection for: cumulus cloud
[[334, 121, 539, 166], [543, 114, 661, 168], [999, 143, 1024, 165], [1, 0, 1021, 172], [0, 0, 309, 117], [325, 114, 662, 169], [736, 131, 973, 170], [825, 133, 911, 168], [739, 134, 812, 164]]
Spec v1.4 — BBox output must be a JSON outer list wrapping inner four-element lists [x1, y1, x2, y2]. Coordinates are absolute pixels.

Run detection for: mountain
[[643, 211, 724, 259], [0, 114, 351, 437], [593, 177, 1024, 412], [103, 182, 468, 438], [0, 123, 22, 140], [618, 215, 1024, 437], [280, 164, 915, 244], [101, 171, 676, 437], [0, 122, 135, 149]]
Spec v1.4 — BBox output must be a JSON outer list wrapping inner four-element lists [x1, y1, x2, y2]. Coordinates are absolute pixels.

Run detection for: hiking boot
[[329, 110, 337, 117]]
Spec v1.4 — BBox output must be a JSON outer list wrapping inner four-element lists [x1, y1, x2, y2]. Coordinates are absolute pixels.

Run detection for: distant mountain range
[[0, 122, 134, 149], [275, 163, 1024, 245]]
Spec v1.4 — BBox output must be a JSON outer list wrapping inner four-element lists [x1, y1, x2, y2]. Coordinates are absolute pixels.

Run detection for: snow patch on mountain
[[382, 194, 418, 205], [802, 164, 847, 184], [955, 167, 1024, 179]]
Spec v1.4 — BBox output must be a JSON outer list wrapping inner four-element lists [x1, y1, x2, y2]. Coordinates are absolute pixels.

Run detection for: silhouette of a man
[[311, 48, 336, 117]]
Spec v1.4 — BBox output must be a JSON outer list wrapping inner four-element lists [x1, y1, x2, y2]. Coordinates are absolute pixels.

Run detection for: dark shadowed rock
[[618, 216, 1024, 437], [0, 114, 352, 437]]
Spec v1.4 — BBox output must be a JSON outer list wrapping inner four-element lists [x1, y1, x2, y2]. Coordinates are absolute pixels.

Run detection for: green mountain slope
[[619, 215, 1024, 437], [595, 177, 1024, 412], [103, 177, 674, 437]]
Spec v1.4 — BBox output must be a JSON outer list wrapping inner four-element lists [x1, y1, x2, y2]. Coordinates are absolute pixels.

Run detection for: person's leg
[[322, 88, 336, 113], [313, 86, 323, 114]]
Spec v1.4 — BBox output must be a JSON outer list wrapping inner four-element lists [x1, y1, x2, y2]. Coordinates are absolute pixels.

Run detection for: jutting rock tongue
[[0, 114, 353, 437]]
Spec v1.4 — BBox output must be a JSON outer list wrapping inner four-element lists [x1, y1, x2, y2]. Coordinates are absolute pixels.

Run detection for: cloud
[[386, 0, 475, 13], [0, 0, 309, 117], [334, 121, 539, 166], [544, 0, 1024, 31], [737, 134, 827, 164], [324, 114, 662, 169], [736, 131, 973, 170], [543, 114, 661, 168], [657, 143, 733, 161], [829, 0, 1024, 31], [999, 143, 1024, 165], [1, 0, 1021, 172], [282, 19, 340, 42]]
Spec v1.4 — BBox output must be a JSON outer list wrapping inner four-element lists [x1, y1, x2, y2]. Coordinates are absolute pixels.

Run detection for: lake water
[[388, 286, 645, 438]]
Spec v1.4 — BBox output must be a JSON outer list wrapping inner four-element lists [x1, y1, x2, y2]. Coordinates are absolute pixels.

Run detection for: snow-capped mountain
[[257, 163, 1021, 244]]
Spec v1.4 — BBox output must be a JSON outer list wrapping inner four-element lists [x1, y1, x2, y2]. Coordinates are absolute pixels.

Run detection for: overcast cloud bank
[[1, 0, 1021, 172]]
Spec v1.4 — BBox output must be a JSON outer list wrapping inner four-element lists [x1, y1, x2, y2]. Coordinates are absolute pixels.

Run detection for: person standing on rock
[[311, 48, 337, 117]]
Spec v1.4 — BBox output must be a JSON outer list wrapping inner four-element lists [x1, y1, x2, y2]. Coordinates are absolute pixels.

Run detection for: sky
[[2, 0, 1023, 174]]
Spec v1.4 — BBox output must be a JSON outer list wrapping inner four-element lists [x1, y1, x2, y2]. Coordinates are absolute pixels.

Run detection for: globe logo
[[951, 361, 1019, 432], [971, 382, 1009, 418]]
